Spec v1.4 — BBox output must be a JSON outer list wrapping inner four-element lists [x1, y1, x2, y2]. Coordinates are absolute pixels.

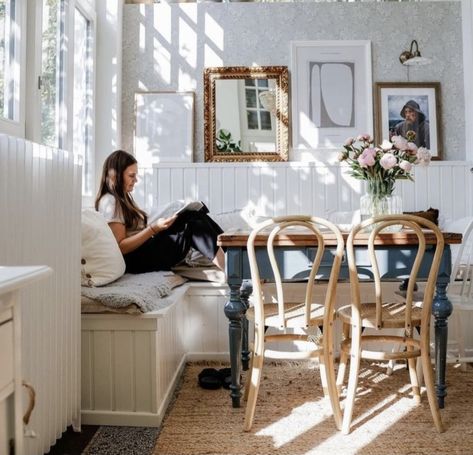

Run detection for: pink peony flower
[[358, 149, 376, 167], [391, 135, 409, 150], [356, 133, 372, 142], [344, 137, 354, 146], [380, 139, 393, 151], [399, 160, 413, 172], [380, 153, 397, 170], [340, 134, 430, 188], [416, 147, 432, 166]]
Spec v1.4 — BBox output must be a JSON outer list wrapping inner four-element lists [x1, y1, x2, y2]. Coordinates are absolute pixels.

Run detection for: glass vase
[[360, 179, 403, 231]]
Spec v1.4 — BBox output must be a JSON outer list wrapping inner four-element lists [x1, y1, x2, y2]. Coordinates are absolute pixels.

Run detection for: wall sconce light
[[399, 40, 432, 66]]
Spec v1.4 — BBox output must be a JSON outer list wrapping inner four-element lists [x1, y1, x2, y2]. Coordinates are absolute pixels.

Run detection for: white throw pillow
[[81, 209, 126, 287]]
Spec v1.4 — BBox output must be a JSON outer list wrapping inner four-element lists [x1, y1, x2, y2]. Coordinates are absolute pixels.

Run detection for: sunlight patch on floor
[[255, 398, 332, 448], [254, 377, 418, 454], [314, 384, 416, 455]]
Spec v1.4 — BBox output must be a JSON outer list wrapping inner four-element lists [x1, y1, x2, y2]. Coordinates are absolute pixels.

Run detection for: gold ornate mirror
[[204, 66, 289, 162]]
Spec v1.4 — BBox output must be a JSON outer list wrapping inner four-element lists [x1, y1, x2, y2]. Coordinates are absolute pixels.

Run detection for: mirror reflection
[[204, 66, 288, 162], [215, 79, 277, 154]]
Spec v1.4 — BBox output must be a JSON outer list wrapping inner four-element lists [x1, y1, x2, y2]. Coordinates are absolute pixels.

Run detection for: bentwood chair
[[443, 217, 473, 369], [243, 216, 344, 431], [336, 214, 445, 434], [389, 216, 473, 375]]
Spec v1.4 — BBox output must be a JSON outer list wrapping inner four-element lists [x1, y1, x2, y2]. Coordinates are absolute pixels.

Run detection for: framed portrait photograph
[[374, 82, 441, 159], [290, 40, 373, 154], [134, 91, 194, 164]]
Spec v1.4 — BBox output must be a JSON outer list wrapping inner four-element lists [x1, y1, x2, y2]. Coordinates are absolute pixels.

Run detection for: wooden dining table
[[217, 229, 462, 409]]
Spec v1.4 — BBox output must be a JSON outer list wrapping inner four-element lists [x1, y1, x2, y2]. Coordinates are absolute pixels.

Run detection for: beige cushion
[[81, 209, 126, 287]]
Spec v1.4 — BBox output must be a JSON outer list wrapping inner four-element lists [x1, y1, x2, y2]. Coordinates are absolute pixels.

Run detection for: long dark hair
[[95, 150, 148, 229]]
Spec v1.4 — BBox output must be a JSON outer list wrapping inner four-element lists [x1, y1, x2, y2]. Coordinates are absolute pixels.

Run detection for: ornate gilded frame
[[204, 66, 289, 162]]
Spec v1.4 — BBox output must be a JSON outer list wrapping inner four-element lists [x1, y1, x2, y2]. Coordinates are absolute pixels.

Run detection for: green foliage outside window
[[41, 0, 60, 147]]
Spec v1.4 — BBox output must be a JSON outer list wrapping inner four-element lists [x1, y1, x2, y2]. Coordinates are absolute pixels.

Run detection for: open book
[[149, 200, 204, 223]]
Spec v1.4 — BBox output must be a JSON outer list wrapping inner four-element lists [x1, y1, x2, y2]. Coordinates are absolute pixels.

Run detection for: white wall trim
[[144, 160, 473, 170]]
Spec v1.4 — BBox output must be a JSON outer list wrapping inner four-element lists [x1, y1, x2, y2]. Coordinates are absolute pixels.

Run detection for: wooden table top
[[218, 229, 462, 247]]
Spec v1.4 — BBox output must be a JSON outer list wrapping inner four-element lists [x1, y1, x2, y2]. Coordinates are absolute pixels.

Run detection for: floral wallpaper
[[122, 1, 463, 161]]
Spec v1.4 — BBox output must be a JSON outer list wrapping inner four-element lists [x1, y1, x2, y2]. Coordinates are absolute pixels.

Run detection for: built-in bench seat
[[80, 272, 229, 427]]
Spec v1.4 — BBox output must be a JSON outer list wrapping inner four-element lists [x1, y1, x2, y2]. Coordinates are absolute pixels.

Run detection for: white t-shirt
[[98, 193, 144, 237]]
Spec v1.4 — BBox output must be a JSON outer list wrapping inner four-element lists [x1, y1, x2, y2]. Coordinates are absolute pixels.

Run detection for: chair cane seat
[[246, 301, 326, 328], [338, 301, 423, 329]]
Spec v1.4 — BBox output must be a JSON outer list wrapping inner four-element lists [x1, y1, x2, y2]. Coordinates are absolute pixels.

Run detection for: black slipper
[[198, 368, 222, 390], [218, 368, 234, 390]]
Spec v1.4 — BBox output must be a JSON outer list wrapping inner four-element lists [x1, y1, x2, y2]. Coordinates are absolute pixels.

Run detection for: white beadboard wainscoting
[[81, 284, 227, 427], [0, 135, 82, 455], [135, 161, 473, 222]]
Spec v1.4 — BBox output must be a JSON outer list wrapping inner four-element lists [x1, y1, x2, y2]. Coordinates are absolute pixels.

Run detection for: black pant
[[124, 212, 223, 273]]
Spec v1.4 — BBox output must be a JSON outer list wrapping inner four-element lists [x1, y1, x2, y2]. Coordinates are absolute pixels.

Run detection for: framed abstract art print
[[290, 40, 373, 156]]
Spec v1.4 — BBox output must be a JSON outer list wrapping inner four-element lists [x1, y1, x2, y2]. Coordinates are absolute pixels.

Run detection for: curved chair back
[[347, 214, 444, 334], [247, 215, 345, 330], [339, 214, 445, 434], [244, 215, 345, 432]]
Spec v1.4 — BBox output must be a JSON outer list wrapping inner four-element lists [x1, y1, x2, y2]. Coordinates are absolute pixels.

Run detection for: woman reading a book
[[95, 150, 225, 273]]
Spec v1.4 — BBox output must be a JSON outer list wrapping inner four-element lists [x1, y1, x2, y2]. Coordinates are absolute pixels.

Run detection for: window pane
[[260, 111, 272, 130], [0, 1, 5, 117], [74, 7, 93, 196], [247, 110, 258, 130], [257, 79, 268, 88], [245, 88, 256, 108], [244, 79, 255, 87], [41, 0, 65, 148], [0, 0, 19, 122]]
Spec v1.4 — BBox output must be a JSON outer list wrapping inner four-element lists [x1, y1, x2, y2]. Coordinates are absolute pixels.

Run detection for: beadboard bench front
[[80, 282, 229, 427]]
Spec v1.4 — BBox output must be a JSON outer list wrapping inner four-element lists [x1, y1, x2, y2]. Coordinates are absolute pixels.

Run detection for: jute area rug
[[154, 362, 473, 455]]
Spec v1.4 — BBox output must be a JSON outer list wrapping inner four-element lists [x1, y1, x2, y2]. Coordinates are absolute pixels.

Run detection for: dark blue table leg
[[224, 282, 246, 408], [240, 279, 252, 371], [432, 275, 453, 409]]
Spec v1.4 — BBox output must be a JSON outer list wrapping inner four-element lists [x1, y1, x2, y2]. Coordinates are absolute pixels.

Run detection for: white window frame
[[0, 0, 26, 137], [26, 0, 70, 146], [25, 0, 97, 204], [73, 0, 96, 207]]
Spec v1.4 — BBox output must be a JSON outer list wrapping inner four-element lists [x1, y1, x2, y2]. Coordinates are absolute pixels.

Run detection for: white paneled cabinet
[[0, 266, 52, 455]]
